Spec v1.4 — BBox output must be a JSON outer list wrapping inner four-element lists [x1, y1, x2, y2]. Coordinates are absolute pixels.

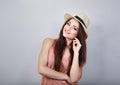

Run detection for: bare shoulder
[[42, 37, 55, 48], [43, 37, 55, 44], [43, 37, 54, 42]]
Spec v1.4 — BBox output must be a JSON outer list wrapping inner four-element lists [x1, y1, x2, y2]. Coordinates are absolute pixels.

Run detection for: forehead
[[68, 18, 79, 27]]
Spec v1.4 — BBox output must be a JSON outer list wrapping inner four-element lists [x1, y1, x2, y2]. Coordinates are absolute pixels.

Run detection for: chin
[[65, 36, 74, 40]]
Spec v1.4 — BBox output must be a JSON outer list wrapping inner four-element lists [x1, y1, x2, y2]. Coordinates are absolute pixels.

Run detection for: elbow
[[71, 74, 82, 83], [38, 66, 44, 75], [71, 78, 80, 83]]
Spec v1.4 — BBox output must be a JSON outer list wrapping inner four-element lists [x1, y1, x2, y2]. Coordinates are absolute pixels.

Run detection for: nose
[[67, 26, 72, 31]]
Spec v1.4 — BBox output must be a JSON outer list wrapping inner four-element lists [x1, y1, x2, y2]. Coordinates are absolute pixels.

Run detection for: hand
[[73, 38, 82, 53], [66, 76, 73, 84]]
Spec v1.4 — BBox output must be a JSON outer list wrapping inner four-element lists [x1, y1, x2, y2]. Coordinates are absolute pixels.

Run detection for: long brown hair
[[54, 18, 87, 75]]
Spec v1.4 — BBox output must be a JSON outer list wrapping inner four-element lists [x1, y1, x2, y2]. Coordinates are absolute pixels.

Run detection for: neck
[[66, 38, 73, 48]]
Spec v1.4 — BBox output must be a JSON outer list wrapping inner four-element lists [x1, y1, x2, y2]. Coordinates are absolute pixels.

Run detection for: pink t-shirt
[[41, 40, 72, 85]]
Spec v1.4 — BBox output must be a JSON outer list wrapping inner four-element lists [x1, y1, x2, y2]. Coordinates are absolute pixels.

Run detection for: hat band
[[74, 16, 87, 28]]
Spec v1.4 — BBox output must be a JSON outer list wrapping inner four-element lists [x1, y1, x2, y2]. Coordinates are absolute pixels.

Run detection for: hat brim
[[64, 13, 88, 37]]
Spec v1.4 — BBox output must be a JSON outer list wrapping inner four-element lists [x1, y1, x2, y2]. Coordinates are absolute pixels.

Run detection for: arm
[[69, 38, 83, 83], [70, 52, 82, 83], [38, 38, 69, 81]]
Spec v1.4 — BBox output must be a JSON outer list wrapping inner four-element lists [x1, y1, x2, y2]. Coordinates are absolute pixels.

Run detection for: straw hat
[[64, 12, 90, 37]]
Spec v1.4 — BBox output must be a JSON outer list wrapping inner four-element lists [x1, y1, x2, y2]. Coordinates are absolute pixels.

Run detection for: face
[[63, 18, 79, 39]]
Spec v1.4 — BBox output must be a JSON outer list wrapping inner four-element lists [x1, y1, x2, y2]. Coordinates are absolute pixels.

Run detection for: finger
[[73, 38, 77, 42], [73, 38, 80, 43], [73, 39, 79, 44], [74, 38, 81, 44], [74, 37, 79, 40], [73, 42, 77, 47]]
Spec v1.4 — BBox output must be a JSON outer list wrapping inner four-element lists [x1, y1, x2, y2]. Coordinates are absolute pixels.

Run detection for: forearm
[[38, 66, 68, 80], [70, 52, 82, 82]]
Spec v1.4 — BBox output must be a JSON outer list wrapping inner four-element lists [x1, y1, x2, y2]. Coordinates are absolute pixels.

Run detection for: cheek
[[63, 26, 66, 31], [73, 32, 78, 37]]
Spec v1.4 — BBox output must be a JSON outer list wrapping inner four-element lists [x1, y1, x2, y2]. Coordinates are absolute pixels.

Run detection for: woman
[[38, 12, 90, 85]]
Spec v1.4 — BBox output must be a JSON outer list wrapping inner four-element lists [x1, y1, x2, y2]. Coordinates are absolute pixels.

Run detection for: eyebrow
[[68, 21, 71, 24]]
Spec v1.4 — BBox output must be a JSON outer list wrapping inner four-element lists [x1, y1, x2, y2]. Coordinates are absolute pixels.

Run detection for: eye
[[73, 28, 77, 31]]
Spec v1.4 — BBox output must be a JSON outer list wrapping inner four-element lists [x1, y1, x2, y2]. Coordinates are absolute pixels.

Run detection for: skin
[[38, 19, 82, 84]]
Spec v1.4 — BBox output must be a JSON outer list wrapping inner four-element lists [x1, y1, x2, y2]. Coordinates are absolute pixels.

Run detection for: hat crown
[[76, 13, 90, 28]]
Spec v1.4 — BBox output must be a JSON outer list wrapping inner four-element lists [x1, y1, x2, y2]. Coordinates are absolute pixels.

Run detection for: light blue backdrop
[[0, 0, 120, 85]]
